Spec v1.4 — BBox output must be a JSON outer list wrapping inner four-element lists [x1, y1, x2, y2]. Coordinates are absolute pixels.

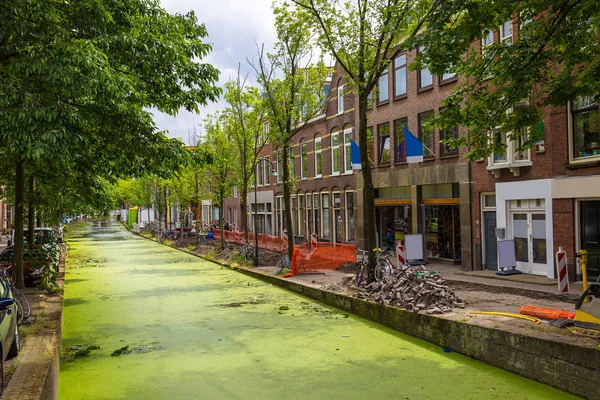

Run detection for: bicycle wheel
[[355, 263, 365, 287], [12, 287, 30, 322], [275, 257, 285, 274], [375, 260, 392, 281]]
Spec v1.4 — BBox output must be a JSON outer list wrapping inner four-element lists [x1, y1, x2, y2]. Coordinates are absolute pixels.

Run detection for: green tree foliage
[[222, 71, 269, 241], [1, 0, 221, 288], [415, 0, 600, 160], [295, 0, 435, 281], [254, 2, 329, 260], [201, 114, 237, 250]]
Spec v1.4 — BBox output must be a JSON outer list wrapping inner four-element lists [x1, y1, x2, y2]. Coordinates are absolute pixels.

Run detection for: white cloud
[[154, 0, 277, 143]]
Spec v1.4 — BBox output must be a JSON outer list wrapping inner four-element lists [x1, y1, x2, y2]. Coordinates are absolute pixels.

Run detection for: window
[[321, 193, 330, 239], [233, 185, 238, 198], [418, 111, 435, 158], [307, 193, 313, 235], [257, 158, 264, 186], [482, 30, 494, 55], [394, 118, 407, 163], [331, 132, 340, 175], [333, 192, 342, 242], [378, 122, 391, 164], [251, 202, 272, 234], [315, 135, 322, 177], [492, 128, 507, 163], [344, 128, 353, 173], [299, 194, 306, 236], [367, 90, 374, 109], [441, 65, 456, 82], [233, 207, 237, 225], [418, 46, 433, 89], [367, 127, 375, 162], [262, 122, 270, 144], [313, 193, 320, 237], [276, 196, 285, 236], [345, 192, 355, 242], [289, 147, 295, 177], [337, 85, 344, 114], [276, 150, 282, 183], [440, 126, 458, 156], [571, 96, 600, 160], [394, 54, 407, 97], [519, 11, 533, 27], [291, 196, 298, 233], [300, 140, 308, 179], [500, 20, 513, 45], [378, 68, 389, 103]]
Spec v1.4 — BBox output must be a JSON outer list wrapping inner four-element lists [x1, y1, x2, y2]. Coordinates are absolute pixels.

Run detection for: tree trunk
[[147, 207, 151, 227], [282, 141, 294, 261], [358, 94, 377, 282], [14, 159, 25, 290], [164, 187, 169, 231], [179, 203, 184, 240], [219, 194, 225, 251], [27, 175, 35, 245]]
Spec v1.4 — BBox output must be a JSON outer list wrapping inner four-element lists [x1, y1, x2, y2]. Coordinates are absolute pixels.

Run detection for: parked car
[[0, 245, 52, 286], [0, 274, 19, 393]]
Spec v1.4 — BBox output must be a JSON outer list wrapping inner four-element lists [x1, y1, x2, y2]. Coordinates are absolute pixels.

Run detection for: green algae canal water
[[60, 221, 576, 400]]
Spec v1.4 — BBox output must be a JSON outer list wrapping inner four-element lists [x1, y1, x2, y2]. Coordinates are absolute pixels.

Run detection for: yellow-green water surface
[[59, 221, 577, 399]]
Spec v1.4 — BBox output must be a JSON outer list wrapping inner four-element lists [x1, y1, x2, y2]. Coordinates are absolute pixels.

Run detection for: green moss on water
[[59, 222, 578, 400]]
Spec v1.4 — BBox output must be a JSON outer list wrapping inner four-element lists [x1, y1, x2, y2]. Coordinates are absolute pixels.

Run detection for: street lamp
[[254, 158, 278, 266]]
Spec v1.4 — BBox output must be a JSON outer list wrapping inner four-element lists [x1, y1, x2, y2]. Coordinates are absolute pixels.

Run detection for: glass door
[[512, 212, 547, 275]]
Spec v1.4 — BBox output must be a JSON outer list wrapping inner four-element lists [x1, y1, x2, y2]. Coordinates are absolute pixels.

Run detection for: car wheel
[[7, 324, 19, 359]]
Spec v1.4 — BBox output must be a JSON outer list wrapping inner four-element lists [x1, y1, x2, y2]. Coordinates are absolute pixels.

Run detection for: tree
[[1, 0, 220, 288], [414, 0, 600, 160], [202, 114, 237, 250], [223, 70, 268, 243], [294, 0, 436, 281], [253, 3, 329, 261]]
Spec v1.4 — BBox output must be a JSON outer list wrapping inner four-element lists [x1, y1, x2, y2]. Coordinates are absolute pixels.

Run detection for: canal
[[59, 221, 576, 399]]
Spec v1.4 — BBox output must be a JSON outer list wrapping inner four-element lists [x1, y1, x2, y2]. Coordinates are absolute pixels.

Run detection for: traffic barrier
[[556, 247, 569, 293], [396, 243, 406, 266], [310, 233, 318, 249], [519, 305, 575, 320]]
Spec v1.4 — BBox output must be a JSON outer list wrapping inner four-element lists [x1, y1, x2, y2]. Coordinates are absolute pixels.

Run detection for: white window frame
[[262, 122, 269, 145], [394, 54, 407, 97], [233, 185, 238, 198], [500, 20, 513, 45], [332, 191, 341, 242], [337, 85, 344, 114], [300, 140, 308, 180], [321, 192, 330, 239], [343, 127, 353, 174], [314, 136, 322, 178], [481, 30, 494, 55], [487, 105, 532, 177], [331, 131, 340, 176]]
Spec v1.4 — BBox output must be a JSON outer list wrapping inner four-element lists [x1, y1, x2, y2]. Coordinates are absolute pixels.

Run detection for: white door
[[512, 212, 547, 275]]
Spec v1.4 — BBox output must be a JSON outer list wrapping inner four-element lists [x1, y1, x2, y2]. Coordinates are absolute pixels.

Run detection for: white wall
[[496, 179, 554, 278]]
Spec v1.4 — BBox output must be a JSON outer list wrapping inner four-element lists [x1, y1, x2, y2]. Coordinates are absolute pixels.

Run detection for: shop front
[[421, 184, 461, 263], [375, 187, 412, 250]]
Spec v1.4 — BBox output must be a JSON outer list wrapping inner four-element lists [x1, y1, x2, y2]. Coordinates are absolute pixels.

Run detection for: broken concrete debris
[[354, 265, 464, 314]]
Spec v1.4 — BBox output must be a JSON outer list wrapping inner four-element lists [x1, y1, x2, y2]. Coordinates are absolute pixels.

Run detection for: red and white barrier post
[[282, 229, 288, 247], [310, 233, 318, 249], [555, 247, 569, 293], [396, 243, 406, 267]]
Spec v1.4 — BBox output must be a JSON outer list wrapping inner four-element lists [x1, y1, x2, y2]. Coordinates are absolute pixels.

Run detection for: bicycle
[[355, 248, 395, 287], [275, 251, 291, 274], [3, 270, 30, 325], [241, 241, 257, 265]]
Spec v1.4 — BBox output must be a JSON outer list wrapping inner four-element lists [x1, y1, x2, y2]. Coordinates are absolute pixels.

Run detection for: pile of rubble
[[354, 265, 465, 314]]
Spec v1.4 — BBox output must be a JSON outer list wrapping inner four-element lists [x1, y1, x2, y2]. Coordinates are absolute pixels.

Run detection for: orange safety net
[[289, 241, 356, 276], [519, 305, 575, 320], [211, 229, 287, 253]]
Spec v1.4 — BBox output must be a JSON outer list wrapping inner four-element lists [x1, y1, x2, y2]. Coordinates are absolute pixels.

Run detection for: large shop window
[[571, 96, 600, 160], [424, 205, 461, 261], [377, 205, 412, 250]]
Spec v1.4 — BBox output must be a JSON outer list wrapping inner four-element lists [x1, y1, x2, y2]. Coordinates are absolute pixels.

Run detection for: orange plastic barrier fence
[[291, 241, 356, 276], [208, 229, 356, 275], [519, 305, 575, 320]]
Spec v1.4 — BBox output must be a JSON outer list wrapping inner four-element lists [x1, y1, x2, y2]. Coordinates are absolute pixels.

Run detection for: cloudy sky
[[154, 0, 277, 143]]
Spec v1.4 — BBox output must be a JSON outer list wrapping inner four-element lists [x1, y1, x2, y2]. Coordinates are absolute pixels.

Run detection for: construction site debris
[[354, 265, 464, 314]]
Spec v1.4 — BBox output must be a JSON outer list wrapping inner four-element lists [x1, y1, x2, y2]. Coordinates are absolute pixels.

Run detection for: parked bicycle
[[241, 241, 257, 265], [3, 270, 30, 324], [275, 250, 291, 274], [355, 248, 395, 287]]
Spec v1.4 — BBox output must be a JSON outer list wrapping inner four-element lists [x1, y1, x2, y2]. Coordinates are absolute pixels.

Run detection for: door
[[512, 212, 547, 275], [484, 212, 497, 270], [581, 201, 600, 280]]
